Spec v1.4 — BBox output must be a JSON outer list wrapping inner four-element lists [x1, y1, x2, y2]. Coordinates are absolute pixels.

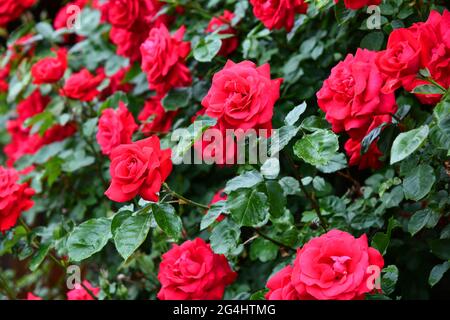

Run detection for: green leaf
[[161, 87, 192, 111], [111, 210, 133, 237], [200, 200, 227, 230], [408, 209, 440, 236], [390, 125, 429, 164], [35, 22, 55, 40], [225, 170, 263, 193], [411, 84, 444, 94], [67, 218, 112, 262], [293, 129, 339, 166], [249, 238, 278, 262], [193, 34, 222, 62], [429, 261, 450, 287], [249, 289, 268, 300], [114, 212, 152, 261], [260, 158, 280, 179], [381, 265, 399, 295], [284, 102, 307, 126], [371, 217, 400, 255], [361, 123, 389, 154], [210, 219, 241, 255], [265, 181, 286, 218], [430, 239, 450, 260], [269, 125, 300, 156], [29, 244, 51, 272], [300, 115, 330, 132], [315, 153, 347, 173], [228, 189, 269, 227], [360, 31, 385, 51], [152, 203, 182, 239], [402, 164, 435, 201]]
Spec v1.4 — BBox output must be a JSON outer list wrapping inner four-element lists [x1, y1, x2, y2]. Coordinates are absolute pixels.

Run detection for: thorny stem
[[19, 218, 98, 300], [253, 229, 296, 252], [283, 152, 329, 231], [163, 183, 209, 210]]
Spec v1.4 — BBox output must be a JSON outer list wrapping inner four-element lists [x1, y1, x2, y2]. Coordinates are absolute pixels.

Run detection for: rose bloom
[[67, 281, 100, 300], [157, 238, 237, 300], [376, 28, 421, 94], [0, 166, 35, 232], [103, 0, 140, 29], [110, 27, 149, 62], [60, 68, 105, 101], [140, 25, 192, 95], [206, 10, 239, 57], [317, 48, 397, 135], [291, 230, 384, 300], [31, 48, 68, 85], [96, 102, 138, 155], [0, 0, 36, 27], [54, 0, 89, 30], [249, 0, 308, 32], [265, 265, 299, 300], [105, 136, 172, 202], [202, 60, 282, 131], [411, 10, 450, 104], [334, 0, 381, 10], [138, 96, 177, 134]]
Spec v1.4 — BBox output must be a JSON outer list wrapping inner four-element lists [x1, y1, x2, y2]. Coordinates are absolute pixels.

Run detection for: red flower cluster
[[206, 10, 239, 57], [138, 96, 178, 134], [376, 10, 450, 104], [0, 166, 35, 232], [317, 49, 397, 169], [96, 102, 138, 155], [266, 230, 384, 300], [31, 48, 68, 85], [0, 0, 36, 27], [140, 25, 192, 95], [157, 238, 236, 300], [249, 0, 308, 32], [4, 90, 76, 166], [105, 136, 172, 202], [103, 0, 170, 63]]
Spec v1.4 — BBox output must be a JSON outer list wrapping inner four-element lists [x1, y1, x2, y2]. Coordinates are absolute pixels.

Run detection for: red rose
[[291, 230, 384, 300], [140, 25, 192, 95], [206, 189, 227, 222], [157, 238, 237, 300], [67, 281, 100, 300], [249, 0, 308, 32], [60, 68, 105, 101], [96, 102, 138, 155], [105, 136, 172, 202], [138, 96, 177, 134], [103, 0, 140, 29], [411, 10, 450, 104], [344, 114, 391, 170], [0, 166, 35, 232], [206, 10, 239, 57], [265, 265, 299, 300], [110, 27, 148, 62], [31, 48, 68, 85], [0, 0, 36, 27], [317, 48, 397, 135], [334, 0, 381, 10], [202, 60, 282, 131], [376, 28, 421, 93]]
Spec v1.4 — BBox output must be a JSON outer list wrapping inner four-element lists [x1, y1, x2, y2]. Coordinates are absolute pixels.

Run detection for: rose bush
[[0, 0, 449, 301]]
